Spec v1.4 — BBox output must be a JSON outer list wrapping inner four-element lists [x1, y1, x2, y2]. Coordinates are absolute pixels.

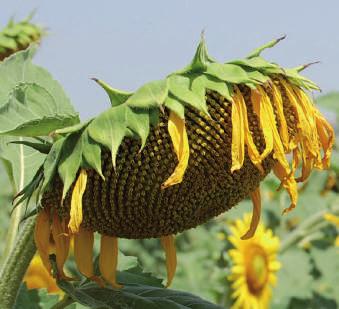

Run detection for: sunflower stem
[[1, 138, 26, 264], [280, 204, 339, 253], [0, 216, 36, 309]]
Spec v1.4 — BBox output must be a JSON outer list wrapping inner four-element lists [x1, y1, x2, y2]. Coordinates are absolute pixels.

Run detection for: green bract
[[10, 35, 319, 212]]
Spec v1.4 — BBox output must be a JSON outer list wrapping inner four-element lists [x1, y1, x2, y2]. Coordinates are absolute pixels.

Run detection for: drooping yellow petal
[[279, 80, 323, 182], [51, 213, 71, 280], [231, 88, 245, 172], [241, 187, 261, 240], [251, 89, 274, 161], [34, 208, 52, 274], [99, 235, 123, 288], [314, 109, 335, 168], [74, 228, 104, 286], [271, 83, 290, 151], [233, 86, 263, 173], [68, 169, 88, 233], [162, 111, 190, 189], [160, 235, 177, 287], [273, 162, 298, 213]]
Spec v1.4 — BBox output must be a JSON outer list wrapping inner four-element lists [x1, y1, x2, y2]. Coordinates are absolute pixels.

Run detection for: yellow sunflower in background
[[228, 214, 281, 309], [24, 255, 60, 294]]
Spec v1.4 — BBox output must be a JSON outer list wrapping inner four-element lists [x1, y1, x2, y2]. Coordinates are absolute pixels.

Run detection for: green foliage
[[50, 253, 224, 309], [0, 47, 80, 136], [14, 284, 59, 309]]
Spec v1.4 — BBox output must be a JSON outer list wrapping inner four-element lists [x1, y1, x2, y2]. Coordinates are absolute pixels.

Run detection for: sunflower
[[0, 14, 43, 61], [24, 255, 60, 294], [228, 213, 281, 309], [15, 35, 334, 288]]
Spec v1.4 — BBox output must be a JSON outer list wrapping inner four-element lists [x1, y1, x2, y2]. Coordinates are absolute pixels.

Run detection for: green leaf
[[247, 35, 286, 59], [9, 140, 51, 154], [59, 280, 224, 309], [272, 249, 313, 308], [0, 47, 79, 136], [164, 95, 185, 119], [88, 104, 150, 167], [167, 75, 209, 115], [92, 78, 132, 107], [202, 75, 233, 101], [205, 63, 251, 84], [81, 131, 104, 179], [14, 284, 59, 309], [315, 92, 339, 114], [126, 80, 168, 109], [41, 138, 65, 192], [284, 68, 320, 91], [311, 247, 339, 302], [0, 136, 45, 192], [175, 33, 215, 74], [58, 132, 84, 199], [55, 120, 92, 135], [246, 69, 271, 84], [229, 57, 282, 74]]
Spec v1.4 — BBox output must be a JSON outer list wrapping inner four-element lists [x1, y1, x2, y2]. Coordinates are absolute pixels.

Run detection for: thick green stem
[[281, 204, 339, 253], [0, 216, 36, 309]]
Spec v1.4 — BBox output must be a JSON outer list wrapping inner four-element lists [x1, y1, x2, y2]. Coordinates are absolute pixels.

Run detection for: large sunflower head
[[0, 14, 43, 61], [228, 213, 281, 309], [15, 35, 334, 288]]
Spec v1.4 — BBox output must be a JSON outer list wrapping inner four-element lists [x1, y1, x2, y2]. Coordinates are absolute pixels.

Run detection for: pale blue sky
[[1, 1, 338, 119]]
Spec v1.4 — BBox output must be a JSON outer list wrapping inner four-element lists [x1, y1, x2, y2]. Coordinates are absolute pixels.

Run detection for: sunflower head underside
[[16, 35, 334, 288]]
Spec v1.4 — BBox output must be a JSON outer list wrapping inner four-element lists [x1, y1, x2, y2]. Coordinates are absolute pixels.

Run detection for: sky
[[1, 1, 338, 119]]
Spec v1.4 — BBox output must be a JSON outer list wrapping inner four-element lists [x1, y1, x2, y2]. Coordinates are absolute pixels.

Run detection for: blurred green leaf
[[0, 46, 79, 136], [316, 92, 339, 114], [272, 249, 313, 308], [14, 284, 59, 309], [311, 247, 339, 303]]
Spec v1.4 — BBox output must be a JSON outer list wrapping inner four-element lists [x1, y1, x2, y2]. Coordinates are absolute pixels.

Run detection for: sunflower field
[[0, 10, 338, 309]]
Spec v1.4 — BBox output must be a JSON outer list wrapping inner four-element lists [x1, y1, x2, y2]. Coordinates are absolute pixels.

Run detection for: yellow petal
[[99, 235, 123, 288], [314, 110, 335, 168], [162, 111, 190, 189], [51, 213, 71, 280], [273, 161, 298, 213], [160, 235, 177, 287], [241, 187, 261, 239], [251, 88, 274, 160], [271, 83, 290, 151], [68, 169, 88, 233], [233, 86, 263, 173], [34, 209, 52, 274], [74, 228, 104, 286], [257, 86, 290, 172], [231, 87, 245, 172]]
